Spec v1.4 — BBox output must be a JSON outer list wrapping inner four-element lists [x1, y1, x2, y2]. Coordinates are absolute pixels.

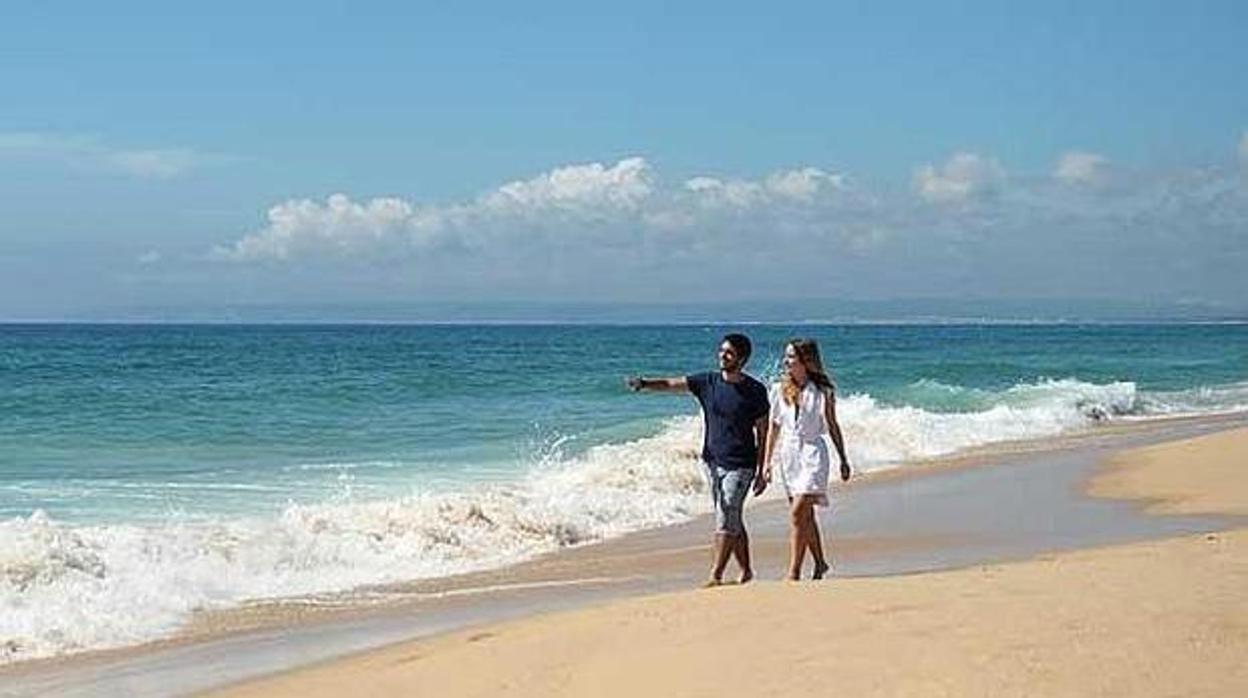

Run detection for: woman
[[762, 338, 851, 580]]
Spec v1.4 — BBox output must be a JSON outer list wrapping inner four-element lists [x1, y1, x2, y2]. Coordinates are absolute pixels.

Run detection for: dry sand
[[207, 428, 1248, 698], [1088, 426, 1248, 517]]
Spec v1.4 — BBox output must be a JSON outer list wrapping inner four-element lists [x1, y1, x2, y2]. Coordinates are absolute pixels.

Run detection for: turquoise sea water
[[2, 323, 1246, 660]]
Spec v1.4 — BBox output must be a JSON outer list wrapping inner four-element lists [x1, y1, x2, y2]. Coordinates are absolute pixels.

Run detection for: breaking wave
[[2, 377, 1244, 662]]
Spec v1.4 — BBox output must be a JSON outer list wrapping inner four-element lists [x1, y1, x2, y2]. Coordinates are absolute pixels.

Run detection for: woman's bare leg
[[788, 497, 812, 580], [805, 498, 830, 579]]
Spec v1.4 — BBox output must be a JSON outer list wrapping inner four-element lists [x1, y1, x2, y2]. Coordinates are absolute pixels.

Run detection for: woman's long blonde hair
[[781, 338, 836, 409]]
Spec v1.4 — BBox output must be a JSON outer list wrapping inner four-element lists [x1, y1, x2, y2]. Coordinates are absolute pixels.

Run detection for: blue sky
[[2, 1, 1246, 319]]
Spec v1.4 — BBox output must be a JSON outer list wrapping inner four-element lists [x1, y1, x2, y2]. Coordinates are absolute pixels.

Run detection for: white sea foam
[[0, 421, 708, 662], [1, 377, 1243, 662], [838, 378, 1140, 469], [1135, 381, 1248, 417]]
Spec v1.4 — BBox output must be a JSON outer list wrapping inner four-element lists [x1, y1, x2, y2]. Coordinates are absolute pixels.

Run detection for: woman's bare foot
[[812, 560, 830, 580], [702, 578, 723, 588], [738, 569, 754, 585]]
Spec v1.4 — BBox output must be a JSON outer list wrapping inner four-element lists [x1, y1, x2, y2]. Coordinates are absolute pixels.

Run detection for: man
[[628, 333, 771, 586]]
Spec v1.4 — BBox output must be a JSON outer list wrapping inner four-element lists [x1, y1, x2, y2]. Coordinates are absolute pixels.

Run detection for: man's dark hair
[[722, 333, 753, 364]]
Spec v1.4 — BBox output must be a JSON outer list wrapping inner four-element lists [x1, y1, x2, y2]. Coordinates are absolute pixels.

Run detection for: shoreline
[[3, 412, 1245, 696], [4, 410, 1235, 665], [204, 422, 1248, 698]]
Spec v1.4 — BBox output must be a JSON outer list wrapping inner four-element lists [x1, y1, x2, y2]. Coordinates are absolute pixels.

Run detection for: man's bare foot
[[812, 561, 830, 580], [738, 569, 753, 585], [702, 578, 723, 588]]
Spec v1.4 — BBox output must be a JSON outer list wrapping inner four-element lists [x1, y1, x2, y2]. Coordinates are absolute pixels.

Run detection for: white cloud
[[765, 167, 843, 200], [1054, 151, 1109, 185], [0, 131, 215, 178], [216, 158, 660, 262], [214, 194, 416, 262], [204, 152, 1247, 306], [683, 167, 844, 208], [219, 158, 855, 262], [683, 176, 763, 207], [683, 176, 722, 193], [483, 157, 653, 212], [914, 152, 1004, 203], [137, 250, 162, 265]]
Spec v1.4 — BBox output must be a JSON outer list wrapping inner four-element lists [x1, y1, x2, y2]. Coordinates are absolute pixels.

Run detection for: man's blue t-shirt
[[686, 371, 770, 470]]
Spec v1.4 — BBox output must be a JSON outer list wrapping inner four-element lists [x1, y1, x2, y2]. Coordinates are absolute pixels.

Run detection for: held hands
[[753, 465, 771, 496], [840, 461, 852, 482]]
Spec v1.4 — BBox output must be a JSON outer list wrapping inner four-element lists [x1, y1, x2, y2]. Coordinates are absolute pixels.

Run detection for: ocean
[[2, 323, 1246, 661]]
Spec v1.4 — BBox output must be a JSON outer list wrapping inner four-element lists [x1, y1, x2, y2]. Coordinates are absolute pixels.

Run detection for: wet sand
[[206, 421, 1248, 698], [3, 413, 1245, 697]]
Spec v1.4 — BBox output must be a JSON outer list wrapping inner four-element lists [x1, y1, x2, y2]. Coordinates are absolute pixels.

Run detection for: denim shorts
[[706, 463, 754, 536]]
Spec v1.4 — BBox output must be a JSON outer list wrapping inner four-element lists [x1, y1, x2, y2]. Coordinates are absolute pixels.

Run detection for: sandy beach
[[198, 425, 1248, 698], [3, 415, 1242, 697], [7, 6, 1246, 695]]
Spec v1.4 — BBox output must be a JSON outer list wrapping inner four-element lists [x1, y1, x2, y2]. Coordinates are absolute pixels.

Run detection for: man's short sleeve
[[751, 381, 771, 422], [685, 372, 709, 401]]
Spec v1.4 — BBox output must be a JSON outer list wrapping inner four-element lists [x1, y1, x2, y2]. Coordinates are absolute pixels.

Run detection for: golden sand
[[207, 428, 1248, 698]]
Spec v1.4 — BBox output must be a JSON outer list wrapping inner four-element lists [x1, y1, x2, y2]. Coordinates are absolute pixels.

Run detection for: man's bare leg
[[733, 528, 753, 583], [707, 532, 736, 586]]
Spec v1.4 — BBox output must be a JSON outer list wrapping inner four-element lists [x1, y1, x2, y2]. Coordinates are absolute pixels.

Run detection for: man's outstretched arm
[[626, 376, 689, 393]]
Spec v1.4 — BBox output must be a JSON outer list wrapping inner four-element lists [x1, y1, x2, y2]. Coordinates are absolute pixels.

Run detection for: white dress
[[769, 381, 833, 506]]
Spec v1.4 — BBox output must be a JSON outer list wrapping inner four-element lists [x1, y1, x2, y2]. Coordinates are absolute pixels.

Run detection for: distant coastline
[[3, 297, 1245, 325]]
